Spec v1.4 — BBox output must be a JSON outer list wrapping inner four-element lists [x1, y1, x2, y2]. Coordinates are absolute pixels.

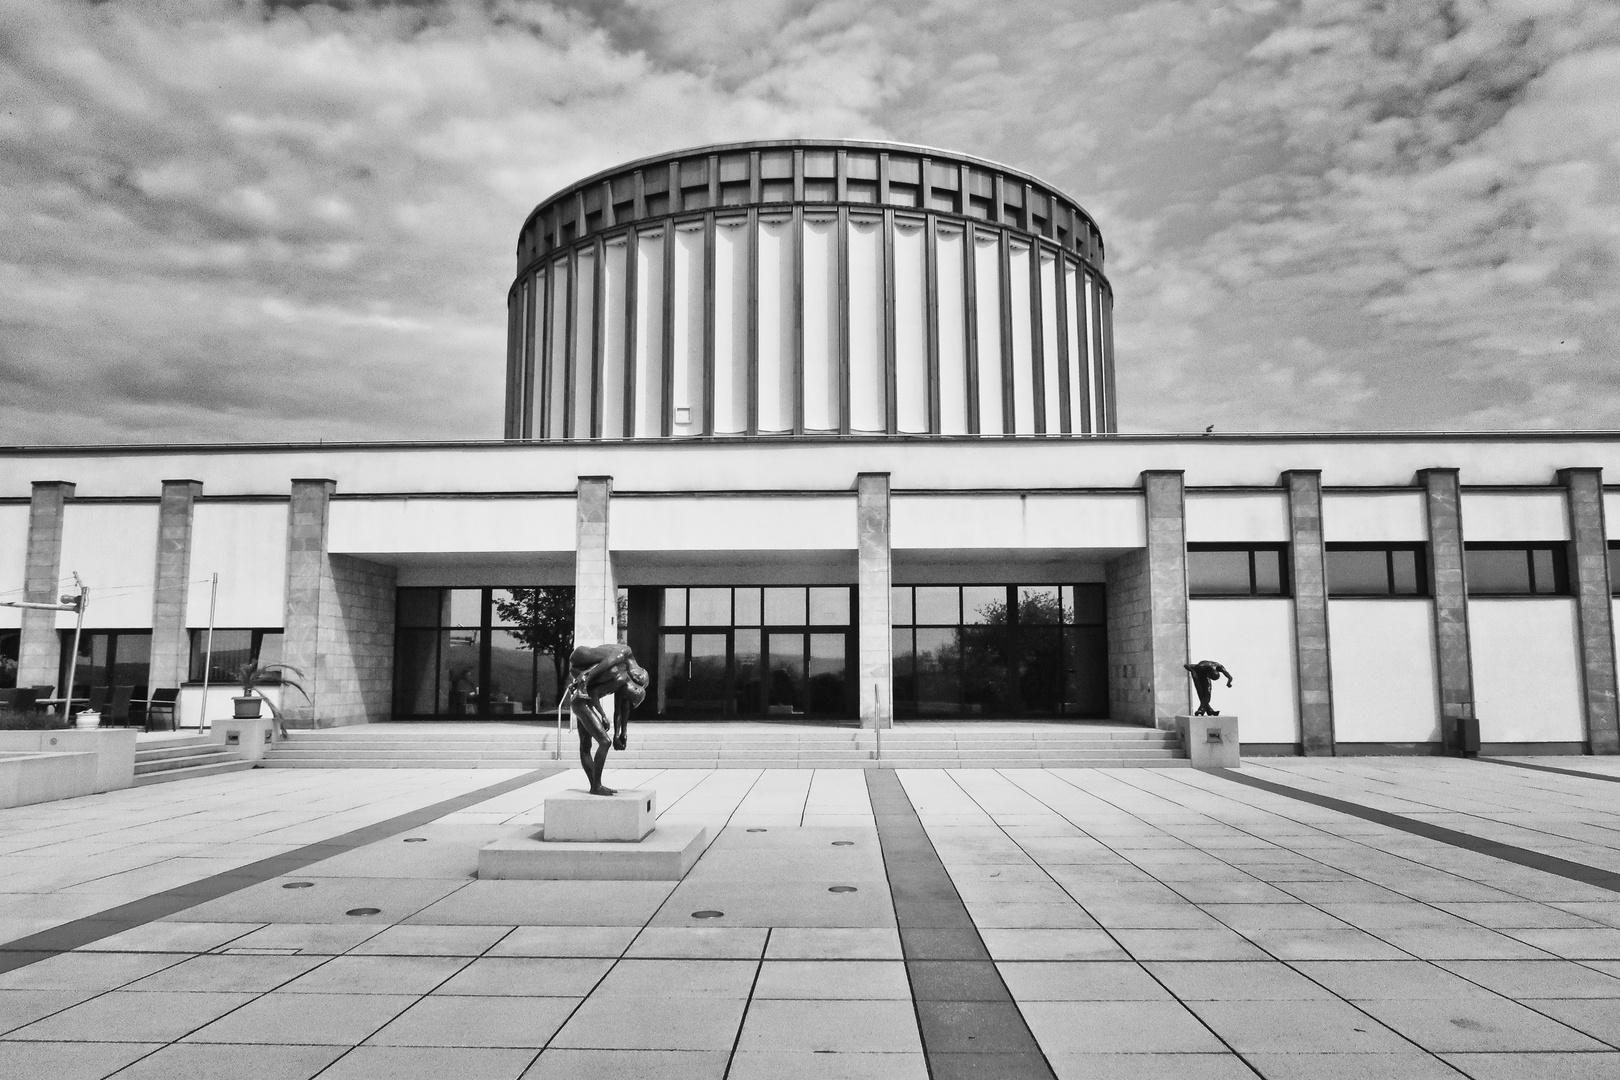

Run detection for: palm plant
[[233, 661, 310, 738]]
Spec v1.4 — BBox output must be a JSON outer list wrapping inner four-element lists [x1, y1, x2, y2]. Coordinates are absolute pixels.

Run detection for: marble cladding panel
[[18, 481, 74, 688], [1143, 471, 1191, 726], [857, 473, 892, 728], [1106, 547, 1154, 725], [314, 554, 398, 726], [1560, 467, 1619, 753], [574, 478, 616, 648], [283, 480, 335, 723], [149, 479, 202, 690], [1285, 470, 1334, 756], [1420, 468, 1474, 728]]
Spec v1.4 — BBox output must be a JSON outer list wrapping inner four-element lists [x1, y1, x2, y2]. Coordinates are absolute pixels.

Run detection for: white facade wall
[[328, 498, 577, 555], [1327, 600, 1441, 743], [1188, 599, 1299, 745], [611, 496, 855, 551], [0, 504, 29, 629], [1461, 492, 1569, 540], [1470, 599, 1585, 743], [186, 503, 289, 628], [1185, 493, 1289, 542], [891, 495, 1143, 550], [56, 503, 160, 629], [1321, 492, 1427, 541]]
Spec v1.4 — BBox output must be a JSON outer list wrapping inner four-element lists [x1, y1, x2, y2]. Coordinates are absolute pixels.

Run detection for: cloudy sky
[[2, 0, 1617, 443]]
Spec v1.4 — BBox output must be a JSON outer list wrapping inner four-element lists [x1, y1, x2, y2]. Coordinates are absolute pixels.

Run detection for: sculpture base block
[[543, 788, 656, 842], [478, 824, 707, 881], [1175, 714, 1241, 769]]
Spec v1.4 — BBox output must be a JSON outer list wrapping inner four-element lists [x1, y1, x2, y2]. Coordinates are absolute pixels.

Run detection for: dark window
[[393, 587, 576, 718], [889, 584, 1108, 719], [1465, 543, 1569, 596], [58, 630, 152, 701], [1187, 545, 1290, 597], [1326, 544, 1427, 597], [188, 629, 285, 682], [1609, 543, 1620, 596]]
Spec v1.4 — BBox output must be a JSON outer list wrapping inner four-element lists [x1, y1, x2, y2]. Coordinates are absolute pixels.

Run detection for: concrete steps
[[134, 735, 252, 786], [262, 724, 1188, 770]]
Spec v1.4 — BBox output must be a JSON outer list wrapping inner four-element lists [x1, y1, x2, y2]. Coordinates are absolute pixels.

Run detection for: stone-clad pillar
[[17, 481, 74, 690], [1143, 471, 1191, 727], [573, 477, 617, 649], [1419, 468, 1475, 750], [1559, 468, 1619, 755], [149, 479, 203, 691], [857, 473, 893, 729], [282, 479, 335, 725], [1284, 470, 1335, 755]]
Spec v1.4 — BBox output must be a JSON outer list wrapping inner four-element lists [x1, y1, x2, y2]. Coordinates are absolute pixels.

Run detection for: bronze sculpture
[[565, 642, 648, 796], [1184, 659, 1234, 716]]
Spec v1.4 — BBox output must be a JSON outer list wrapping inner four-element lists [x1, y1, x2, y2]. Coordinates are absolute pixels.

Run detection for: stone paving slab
[[2, 760, 1620, 1077]]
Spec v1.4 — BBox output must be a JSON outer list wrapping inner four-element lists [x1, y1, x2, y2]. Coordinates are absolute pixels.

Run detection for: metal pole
[[198, 573, 218, 731], [62, 574, 86, 720], [873, 685, 882, 762]]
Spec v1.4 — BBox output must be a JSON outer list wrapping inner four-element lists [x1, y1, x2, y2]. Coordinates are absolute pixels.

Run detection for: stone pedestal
[[543, 789, 655, 842], [1176, 714, 1240, 769], [218, 717, 275, 763], [478, 787, 704, 880]]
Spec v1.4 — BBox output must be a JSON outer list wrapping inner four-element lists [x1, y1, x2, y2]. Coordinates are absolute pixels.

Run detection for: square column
[[149, 479, 203, 691], [573, 477, 617, 649], [1284, 470, 1335, 755], [282, 479, 335, 726], [1559, 468, 1619, 754], [857, 472, 892, 729], [1419, 468, 1476, 750], [1143, 470, 1191, 727], [17, 481, 74, 690]]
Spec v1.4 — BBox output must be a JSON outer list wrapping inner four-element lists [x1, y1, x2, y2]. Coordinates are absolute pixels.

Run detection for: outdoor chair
[[108, 685, 135, 726], [143, 687, 179, 731], [78, 685, 110, 718], [29, 685, 53, 712]]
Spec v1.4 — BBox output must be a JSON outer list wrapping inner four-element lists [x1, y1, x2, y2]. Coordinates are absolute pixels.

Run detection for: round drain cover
[[403, 837, 427, 843], [691, 910, 725, 919], [828, 886, 858, 894], [746, 827, 767, 833], [831, 841, 854, 846], [345, 907, 382, 917], [281, 882, 314, 890]]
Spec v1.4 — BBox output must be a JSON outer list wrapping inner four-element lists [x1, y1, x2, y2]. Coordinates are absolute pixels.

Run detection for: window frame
[[1186, 543, 1292, 599], [1324, 543, 1429, 598], [1463, 542, 1571, 597]]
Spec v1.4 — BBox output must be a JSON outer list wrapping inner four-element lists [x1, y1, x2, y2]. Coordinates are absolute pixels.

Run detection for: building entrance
[[645, 586, 854, 721]]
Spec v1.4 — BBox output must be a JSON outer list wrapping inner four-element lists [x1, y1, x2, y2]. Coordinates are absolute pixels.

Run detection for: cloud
[[0, 0, 1615, 442]]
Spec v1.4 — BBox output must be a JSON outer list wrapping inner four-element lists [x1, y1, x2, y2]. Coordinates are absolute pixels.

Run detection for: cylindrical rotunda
[[504, 140, 1115, 441]]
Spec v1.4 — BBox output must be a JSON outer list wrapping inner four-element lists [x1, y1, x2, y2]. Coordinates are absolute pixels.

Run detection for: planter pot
[[74, 710, 102, 730], [233, 696, 263, 720]]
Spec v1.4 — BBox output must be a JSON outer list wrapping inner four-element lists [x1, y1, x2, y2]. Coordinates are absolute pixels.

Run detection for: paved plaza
[[2, 758, 1620, 1079]]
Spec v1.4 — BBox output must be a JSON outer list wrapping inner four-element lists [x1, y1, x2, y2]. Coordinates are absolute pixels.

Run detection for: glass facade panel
[[1531, 548, 1557, 594], [397, 588, 440, 628], [444, 629, 481, 715], [1253, 550, 1284, 595], [487, 630, 537, 715], [914, 586, 958, 625], [914, 627, 961, 716], [393, 587, 573, 718], [1391, 550, 1422, 595], [1016, 587, 1061, 625], [764, 587, 807, 626], [891, 586, 914, 625], [733, 588, 762, 626], [1188, 550, 1252, 595], [808, 587, 850, 626], [688, 634, 729, 711], [961, 586, 1005, 625], [448, 589, 482, 627], [663, 588, 687, 627], [190, 629, 251, 683], [766, 632, 806, 714], [1466, 549, 1532, 594], [688, 588, 731, 626], [1327, 549, 1389, 596], [734, 629, 762, 714], [393, 630, 440, 715], [659, 632, 689, 714], [808, 633, 847, 713]]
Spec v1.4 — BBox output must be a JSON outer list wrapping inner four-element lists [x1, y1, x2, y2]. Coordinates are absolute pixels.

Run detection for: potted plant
[[232, 662, 310, 738]]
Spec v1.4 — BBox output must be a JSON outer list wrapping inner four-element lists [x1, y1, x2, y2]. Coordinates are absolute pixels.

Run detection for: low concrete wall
[[0, 750, 99, 808], [0, 729, 138, 793]]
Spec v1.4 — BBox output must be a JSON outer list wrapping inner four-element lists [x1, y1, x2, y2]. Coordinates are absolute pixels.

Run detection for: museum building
[[2, 139, 1618, 757]]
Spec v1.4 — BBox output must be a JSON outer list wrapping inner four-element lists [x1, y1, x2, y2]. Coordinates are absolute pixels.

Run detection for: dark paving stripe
[[866, 770, 1056, 1080], [0, 766, 563, 973], [1216, 768, 1620, 895], [1481, 757, 1620, 784]]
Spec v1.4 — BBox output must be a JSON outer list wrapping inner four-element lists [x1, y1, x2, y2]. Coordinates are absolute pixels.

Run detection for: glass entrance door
[[658, 631, 732, 717]]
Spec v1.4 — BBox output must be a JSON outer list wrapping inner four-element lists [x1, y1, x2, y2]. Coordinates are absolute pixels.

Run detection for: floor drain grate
[[403, 837, 427, 843], [691, 910, 725, 919], [345, 908, 382, 916], [281, 882, 314, 890], [831, 841, 854, 846], [828, 886, 858, 893]]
